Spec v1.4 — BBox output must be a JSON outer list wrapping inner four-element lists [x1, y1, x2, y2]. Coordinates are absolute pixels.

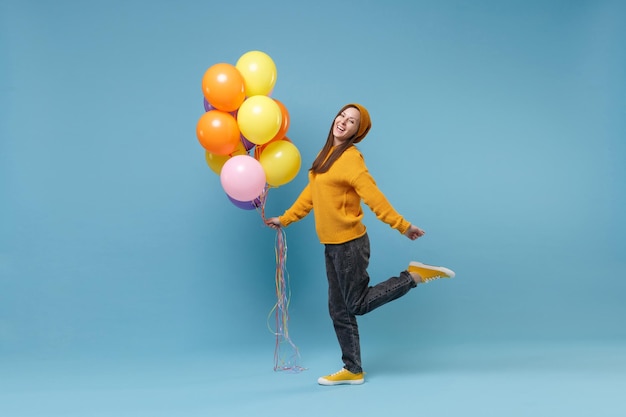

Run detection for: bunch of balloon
[[195, 50, 302, 211], [195, 51, 305, 373]]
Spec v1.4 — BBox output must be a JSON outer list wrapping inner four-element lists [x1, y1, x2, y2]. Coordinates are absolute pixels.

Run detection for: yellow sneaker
[[408, 261, 455, 283], [317, 368, 365, 386]]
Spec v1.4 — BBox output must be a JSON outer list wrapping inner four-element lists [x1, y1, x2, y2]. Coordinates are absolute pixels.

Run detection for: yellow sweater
[[279, 146, 411, 244]]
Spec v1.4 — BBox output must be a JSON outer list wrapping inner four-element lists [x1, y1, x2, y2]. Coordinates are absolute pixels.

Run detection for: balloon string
[[258, 187, 305, 373]]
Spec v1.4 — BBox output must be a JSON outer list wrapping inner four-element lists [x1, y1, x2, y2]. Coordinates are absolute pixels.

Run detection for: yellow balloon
[[235, 51, 277, 96], [258, 139, 301, 187], [237, 95, 282, 145], [205, 141, 247, 174]]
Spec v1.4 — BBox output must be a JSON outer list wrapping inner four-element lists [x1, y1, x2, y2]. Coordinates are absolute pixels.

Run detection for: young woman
[[265, 103, 455, 385]]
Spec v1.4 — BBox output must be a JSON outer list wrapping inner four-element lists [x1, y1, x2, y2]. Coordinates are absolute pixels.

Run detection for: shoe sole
[[409, 261, 456, 278], [317, 378, 365, 386]]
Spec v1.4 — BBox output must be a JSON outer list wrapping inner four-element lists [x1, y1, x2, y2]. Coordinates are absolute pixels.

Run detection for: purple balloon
[[227, 195, 262, 210], [241, 135, 255, 151], [203, 97, 214, 112]]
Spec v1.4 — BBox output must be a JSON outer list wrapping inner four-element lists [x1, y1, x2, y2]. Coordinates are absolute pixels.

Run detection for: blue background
[[1, 0, 625, 416]]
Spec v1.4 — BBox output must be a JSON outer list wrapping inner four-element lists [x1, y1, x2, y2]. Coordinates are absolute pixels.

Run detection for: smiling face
[[332, 107, 361, 146]]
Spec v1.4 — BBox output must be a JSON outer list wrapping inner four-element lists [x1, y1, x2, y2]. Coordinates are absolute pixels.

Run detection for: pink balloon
[[220, 155, 266, 201]]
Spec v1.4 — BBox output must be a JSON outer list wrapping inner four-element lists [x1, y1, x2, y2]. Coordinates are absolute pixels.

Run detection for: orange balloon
[[196, 110, 241, 155], [202, 63, 246, 112], [268, 99, 290, 142]]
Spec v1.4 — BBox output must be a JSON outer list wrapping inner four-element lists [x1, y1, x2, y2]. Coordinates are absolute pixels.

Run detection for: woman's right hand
[[265, 217, 282, 229]]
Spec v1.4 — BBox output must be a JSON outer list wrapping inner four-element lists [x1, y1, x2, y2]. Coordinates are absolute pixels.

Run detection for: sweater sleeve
[[350, 155, 411, 235], [279, 182, 314, 227]]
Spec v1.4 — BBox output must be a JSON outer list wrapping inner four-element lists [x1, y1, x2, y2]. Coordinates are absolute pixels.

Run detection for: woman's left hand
[[405, 224, 425, 240]]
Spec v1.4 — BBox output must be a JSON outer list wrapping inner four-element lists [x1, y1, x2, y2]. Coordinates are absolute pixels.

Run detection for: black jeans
[[324, 233, 416, 374]]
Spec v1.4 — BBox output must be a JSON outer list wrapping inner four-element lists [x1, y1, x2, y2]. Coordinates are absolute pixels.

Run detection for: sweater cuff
[[398, 220, 411, 235], [278, 215, 292, 227]]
